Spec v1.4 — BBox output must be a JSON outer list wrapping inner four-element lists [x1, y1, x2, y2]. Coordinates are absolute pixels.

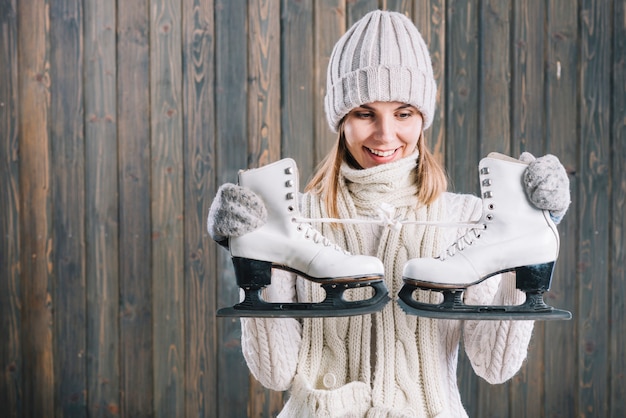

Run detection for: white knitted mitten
[[520, 152, 570, 223], [207, 183, 267, 245]]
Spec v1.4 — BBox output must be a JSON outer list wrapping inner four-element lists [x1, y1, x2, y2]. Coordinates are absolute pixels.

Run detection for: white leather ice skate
[[398, 152, 571, 320], [218, 158, 389, 318]]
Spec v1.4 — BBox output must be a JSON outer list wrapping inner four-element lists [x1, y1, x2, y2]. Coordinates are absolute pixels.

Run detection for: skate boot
[[398, 152, 571, 320], [217, 158, 389, 318]]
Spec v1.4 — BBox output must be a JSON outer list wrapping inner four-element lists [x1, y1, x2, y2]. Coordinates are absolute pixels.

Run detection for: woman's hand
[[520, 152, 571, 224], [207, 183, 267, 247]]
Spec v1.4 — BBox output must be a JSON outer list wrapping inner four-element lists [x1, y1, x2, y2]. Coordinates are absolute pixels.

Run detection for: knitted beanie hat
[[324, 10, 437, 132]]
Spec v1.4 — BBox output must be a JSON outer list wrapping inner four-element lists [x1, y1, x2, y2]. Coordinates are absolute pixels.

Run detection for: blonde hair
[[305, 122, 448, 219]]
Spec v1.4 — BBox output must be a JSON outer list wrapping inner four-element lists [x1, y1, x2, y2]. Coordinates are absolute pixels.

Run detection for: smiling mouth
[[367, 147, 397, 157]]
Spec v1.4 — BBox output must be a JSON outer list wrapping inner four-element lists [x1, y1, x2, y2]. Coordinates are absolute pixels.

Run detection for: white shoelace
[[295, 221, 350, 254], [291, 202, 486, 259], [292, 203, 482, 232], [436, 224, 487, 260]]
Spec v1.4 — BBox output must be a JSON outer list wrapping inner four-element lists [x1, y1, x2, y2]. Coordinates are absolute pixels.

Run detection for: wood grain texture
[[480, 0, 510, 156], [384, 0, 412, 14], [414, 0, 446, 164], [182, 0, 217, 416], [282, 0, 315, 184], [313, 0, 344, 165], [445, 0, 480, 196], [347, 0, 378, 24], [512, 0, 544, 155], [117, 0, 154, 416], [0, 1, 21, 416], [610, 3, 626, 417], [17, 0, 54, 415], [150, 0, 185, 416], [49, 0, 87, 416], [578, 0, 611, 417], [84, 0, 120, 416], [247, 0, 281, 167]]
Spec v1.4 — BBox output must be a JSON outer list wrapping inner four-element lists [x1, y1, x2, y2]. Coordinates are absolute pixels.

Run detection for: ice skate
[[217, 158, 389, 318], [398, 152, 571, 320]]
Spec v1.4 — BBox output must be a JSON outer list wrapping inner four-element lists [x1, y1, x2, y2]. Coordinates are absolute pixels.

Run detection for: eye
[[396, 111, 412, 119], [354, 111, 374, 119]]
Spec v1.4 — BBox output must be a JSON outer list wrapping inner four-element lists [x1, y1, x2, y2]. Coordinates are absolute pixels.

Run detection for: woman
[[208, 10, 569, 417]]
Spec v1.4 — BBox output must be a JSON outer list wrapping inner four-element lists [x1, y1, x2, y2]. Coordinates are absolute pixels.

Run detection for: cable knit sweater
[[240, 154, 534, 417]]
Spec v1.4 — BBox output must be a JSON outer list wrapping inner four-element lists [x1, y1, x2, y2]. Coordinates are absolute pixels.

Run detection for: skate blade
[[397, 286, 572, 321], [217, 281, 391, 318]]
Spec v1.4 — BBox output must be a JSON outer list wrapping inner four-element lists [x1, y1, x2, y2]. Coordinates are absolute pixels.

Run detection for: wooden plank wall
[[1, 0, 624, 417]]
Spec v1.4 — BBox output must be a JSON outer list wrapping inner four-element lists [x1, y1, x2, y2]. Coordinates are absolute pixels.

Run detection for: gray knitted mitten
[[520, 152, 570, 223], [207, 183, 267, 245]]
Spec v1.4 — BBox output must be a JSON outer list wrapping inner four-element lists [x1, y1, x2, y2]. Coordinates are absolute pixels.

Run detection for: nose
[[375, 114, 396, 143]]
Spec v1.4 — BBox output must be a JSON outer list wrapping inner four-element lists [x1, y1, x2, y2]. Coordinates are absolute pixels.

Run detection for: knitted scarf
[[294, 154, 449, 417]]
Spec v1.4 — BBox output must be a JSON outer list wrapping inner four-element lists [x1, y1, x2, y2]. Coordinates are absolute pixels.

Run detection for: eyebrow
[[358, 103, 413, 111]]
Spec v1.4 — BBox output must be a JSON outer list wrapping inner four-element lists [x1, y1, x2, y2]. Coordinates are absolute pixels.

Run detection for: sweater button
[[322, 373, 337, 389]]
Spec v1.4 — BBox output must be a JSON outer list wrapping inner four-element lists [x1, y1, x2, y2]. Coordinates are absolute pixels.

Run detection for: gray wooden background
[[1, 0, 624, 417]]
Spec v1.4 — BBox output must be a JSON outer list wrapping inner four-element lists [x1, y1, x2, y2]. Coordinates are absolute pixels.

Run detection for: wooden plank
[[247, 0, 281, 167], [414, 0, 446, 165], [385, 0, 412, 14], [246, 1, 281, 415], [480, 0, 510, 156], [445, 0, 480, 196], [313, 0, 344, 166], [49, 0, 87, 416], [117, 0, 153, 416], [544, 0, 578, 416], [446, 1, 480, 416], [346, 0, 377, 24], [214, 1, 249, 416], [150, 0, 185, 416], [508, 1, 544, 417], [84, 0, 120, 416], [181, 0, 217, 417], [610, 0, 626, 416], [512, 0, 546, 156], [578, 0, 611, 416], [16, 0, 54, 415], [0, 1, 22, 416], [282, 0, 315, 183]]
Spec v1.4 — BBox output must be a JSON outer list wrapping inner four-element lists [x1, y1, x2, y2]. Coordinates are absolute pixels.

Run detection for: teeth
[[368, 148, 396, 157]]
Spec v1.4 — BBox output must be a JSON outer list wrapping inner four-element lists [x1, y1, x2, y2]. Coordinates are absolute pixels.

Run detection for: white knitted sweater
[[240, 155, 534, 417]]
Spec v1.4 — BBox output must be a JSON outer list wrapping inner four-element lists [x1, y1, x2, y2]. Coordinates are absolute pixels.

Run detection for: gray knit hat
[[324, 10, 437, 132]]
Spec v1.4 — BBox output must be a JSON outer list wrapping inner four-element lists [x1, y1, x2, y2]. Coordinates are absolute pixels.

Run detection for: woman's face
[[343, 101, 423, 169]]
